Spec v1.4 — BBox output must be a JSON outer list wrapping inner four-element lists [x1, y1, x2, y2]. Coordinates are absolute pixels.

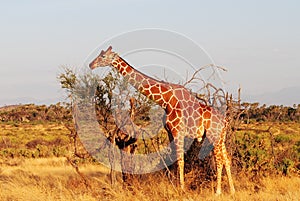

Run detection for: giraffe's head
[[89, 46, 119, 69]]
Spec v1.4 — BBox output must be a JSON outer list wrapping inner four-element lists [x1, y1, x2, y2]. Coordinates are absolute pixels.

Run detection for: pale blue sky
[[0, 0, 299, 105]]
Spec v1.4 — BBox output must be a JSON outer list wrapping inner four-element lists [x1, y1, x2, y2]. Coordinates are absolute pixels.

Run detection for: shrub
[[274, 135, 291, 143], [280, 158, 295, 175], [36, 145, 51, 157]]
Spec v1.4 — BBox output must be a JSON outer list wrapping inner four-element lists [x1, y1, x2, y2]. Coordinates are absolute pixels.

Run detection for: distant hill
[[0, 105, 19, 112], [0, 103, 71, 122], [243, 86, 300, 106]]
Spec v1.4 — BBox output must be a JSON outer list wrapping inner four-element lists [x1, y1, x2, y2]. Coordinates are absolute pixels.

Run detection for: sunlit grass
[[0, 122, 70, 158], [0, 158, 299, 201], [0, 121, 299, 200]]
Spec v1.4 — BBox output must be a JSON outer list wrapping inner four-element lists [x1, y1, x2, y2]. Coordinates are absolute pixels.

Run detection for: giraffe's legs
[[214, 143, 235, 195], [177, 149, 185, 189], [214, 148, 223, 195], [222, 144, 235, 194], [206, 128, 224, 195], [164, 116, 186, 190], [173, 135, 185, 190]]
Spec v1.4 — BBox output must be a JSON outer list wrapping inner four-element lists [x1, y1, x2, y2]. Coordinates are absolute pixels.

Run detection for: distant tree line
[[1, 102, 299, 123], [240, 102, 300, 122]]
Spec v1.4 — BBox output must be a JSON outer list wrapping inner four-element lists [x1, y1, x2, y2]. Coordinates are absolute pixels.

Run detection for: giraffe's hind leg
[[213, 142, 235, 195], [222, 144, 235, 194], [204, 128, 224, 195]]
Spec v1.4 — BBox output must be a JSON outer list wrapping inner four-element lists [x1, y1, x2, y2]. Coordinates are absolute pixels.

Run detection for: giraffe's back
[[169, 85, 226, 142]]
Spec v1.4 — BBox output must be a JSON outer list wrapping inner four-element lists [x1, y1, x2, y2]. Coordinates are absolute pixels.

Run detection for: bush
[[274, 135, 291, 143], [52, 146, 67, 157], [36, 144, 51, 157]]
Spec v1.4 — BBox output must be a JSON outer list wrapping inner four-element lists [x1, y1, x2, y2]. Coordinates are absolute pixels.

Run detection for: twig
[[183, 64, 227, 87]]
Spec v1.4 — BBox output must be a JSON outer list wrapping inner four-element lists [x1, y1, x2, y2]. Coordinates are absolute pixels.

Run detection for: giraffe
[[89, 46, 235, 195]]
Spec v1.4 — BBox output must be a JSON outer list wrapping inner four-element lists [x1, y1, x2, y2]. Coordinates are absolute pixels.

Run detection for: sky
[[0, 0, 299, 106]]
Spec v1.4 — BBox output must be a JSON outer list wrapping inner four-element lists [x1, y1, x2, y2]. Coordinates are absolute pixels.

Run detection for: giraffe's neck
[[111, 56, 170, 107]]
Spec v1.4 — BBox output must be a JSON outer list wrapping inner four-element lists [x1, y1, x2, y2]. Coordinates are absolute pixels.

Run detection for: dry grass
[[0, 158, 299, 201]]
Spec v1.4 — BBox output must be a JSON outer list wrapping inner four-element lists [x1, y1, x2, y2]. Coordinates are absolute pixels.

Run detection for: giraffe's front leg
[[173, 134, 185, 190], [177, 149, 185, 190], [165, 111, 185, 190]]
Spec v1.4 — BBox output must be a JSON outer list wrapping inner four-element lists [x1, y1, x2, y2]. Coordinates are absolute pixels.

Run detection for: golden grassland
[[0, 121, 300, 200], [0, 157, 299, 201], [0, 122, 69, 146]]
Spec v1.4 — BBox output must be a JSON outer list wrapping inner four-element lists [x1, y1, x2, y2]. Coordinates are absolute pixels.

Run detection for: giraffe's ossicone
[[89, 46, 235, 195]]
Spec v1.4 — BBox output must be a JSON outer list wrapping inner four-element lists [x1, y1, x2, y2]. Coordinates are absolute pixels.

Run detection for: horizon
[[1, 1, 299, 106], [1, 85, 299, 107]]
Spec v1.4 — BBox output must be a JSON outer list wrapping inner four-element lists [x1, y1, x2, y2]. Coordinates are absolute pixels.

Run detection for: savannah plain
[[0, 102, 299, 201], [1, 0, 300, 200]]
